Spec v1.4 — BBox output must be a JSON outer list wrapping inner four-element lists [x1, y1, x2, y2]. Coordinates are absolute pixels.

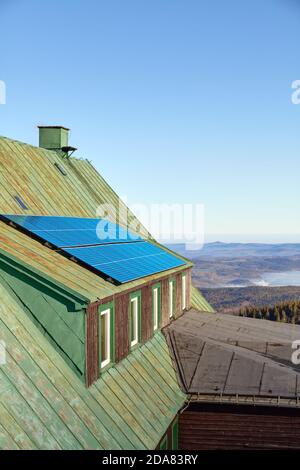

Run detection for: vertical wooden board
[[186, 269, 191, 310], [115, 293, 130, 362], [176, 273, 182, 318], [161, 278, 169, 328], [142, 284, 152, 343]]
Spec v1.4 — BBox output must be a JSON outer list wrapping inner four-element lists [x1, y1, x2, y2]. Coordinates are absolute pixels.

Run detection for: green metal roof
[[0, 281, 186, 449], [0, 135, 210, 308], [191, 285, 215, 312]]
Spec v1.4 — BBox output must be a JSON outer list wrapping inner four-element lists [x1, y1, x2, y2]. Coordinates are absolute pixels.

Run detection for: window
[[169, 279, 176, 318], [152, 283, 161, 332], [99, 302, 114, 370], [130, 292, 141, 348], [182, 274, 187, 310], [100, 309, 110, 368]]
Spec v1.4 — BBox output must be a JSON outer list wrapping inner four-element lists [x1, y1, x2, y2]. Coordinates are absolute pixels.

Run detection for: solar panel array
[[1, 215, 186, 284], [3, 215, 142, 247]]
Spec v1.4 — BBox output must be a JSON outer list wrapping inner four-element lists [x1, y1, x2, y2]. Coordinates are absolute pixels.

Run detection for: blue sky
[[0, 0, 300, 242]]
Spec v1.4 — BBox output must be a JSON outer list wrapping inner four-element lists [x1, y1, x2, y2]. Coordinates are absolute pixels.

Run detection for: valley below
[[168, 241, 300, 312]]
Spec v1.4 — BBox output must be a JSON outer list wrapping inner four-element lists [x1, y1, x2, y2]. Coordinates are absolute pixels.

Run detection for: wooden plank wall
[[161, 278, 170, 328], [179, 403, 300, 450], [142, 284, 153, 343], [175, 272, 182, 318], [86, 269, 192, 385], [115, 292, 130, 363]]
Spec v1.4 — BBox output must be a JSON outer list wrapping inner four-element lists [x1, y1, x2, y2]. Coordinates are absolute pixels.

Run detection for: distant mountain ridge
[[167, 242, 300, 259]]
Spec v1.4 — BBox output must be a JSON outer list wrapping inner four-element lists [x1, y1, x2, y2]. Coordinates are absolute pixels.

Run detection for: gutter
[[188, 392, 300, 409]]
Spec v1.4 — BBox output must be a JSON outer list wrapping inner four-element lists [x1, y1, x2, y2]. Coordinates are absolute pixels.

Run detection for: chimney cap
[[38, 125, 70, 131]]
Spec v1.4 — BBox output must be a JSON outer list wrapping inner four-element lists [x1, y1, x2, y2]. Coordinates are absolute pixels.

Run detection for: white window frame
[[169, 280, 174, 318], [182, 274, 187, 310], [153, 287, 159, 331], [130, 297, 139, 347], [100, 308, 111, 369]]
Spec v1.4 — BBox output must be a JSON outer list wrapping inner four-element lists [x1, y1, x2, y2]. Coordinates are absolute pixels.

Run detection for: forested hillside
[[239, 300, 300, 324], [202, 286, 300, 312]]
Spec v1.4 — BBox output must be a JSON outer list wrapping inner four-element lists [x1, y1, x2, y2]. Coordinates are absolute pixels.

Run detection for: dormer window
[[182, 274, 187, 311], [130, 291, 141, 348], [152, 283, 161, 332], [169, 279, 176, 318], [99, 302, 114, 370]]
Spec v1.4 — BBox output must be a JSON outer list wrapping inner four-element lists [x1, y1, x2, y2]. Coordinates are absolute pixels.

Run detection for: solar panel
[[2, 215, 142, 247], [0, 214, 186, 284], [65, 242, 185, 283]]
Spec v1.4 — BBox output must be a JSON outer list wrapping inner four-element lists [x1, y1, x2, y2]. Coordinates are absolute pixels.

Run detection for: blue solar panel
[[2, 215, 142, 247], [0, 214, 186, 283], [65, 242, 185, 283]]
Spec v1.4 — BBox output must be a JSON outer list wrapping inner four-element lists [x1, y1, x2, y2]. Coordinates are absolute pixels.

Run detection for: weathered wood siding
[[115, 292, 130, 362], [186, 269, 191, 310], [161, 278, 170, 328], [86, 269, 191, 384], [175, 272, 182, 318], [142, 284, 153, 343], [179, 403, 300, 450]]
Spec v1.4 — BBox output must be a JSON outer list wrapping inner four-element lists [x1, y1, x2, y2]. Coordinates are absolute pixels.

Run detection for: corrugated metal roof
[[165, 310, 300, 405], [0, 282, 186, 449]]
